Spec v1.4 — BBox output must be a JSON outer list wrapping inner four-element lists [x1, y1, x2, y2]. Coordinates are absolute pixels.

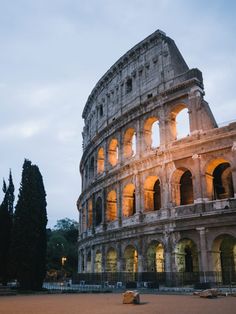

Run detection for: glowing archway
[[108, 138, 119, 166], [124, 245, 138, 272], [212, 234, 236, 283], [97, 147, 105, 174], [147, 242, 164, 272], [144, 176, 161, 211], [175, 239, 199, 272], [95, 250, 102, 273], [169, 104, 190, 140], [106, 248, 117, 272], [122, 184, 136, 217], [144, 117, 160, 148], [205, 159, 234, 200], [171, 168, 194, 206], [106, 190, 117, 222], [123, 128, 136, 158]]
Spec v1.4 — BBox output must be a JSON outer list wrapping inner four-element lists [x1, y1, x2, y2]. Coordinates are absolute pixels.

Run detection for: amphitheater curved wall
[[77, 30, 236, 281]]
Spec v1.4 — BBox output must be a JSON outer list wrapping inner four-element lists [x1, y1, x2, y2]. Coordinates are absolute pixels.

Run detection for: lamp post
[[61, 256, 67, 282], [61, 256, 67, 267]]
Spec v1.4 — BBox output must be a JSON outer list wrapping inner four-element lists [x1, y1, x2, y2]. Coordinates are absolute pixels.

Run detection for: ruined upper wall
[[82, 30, 203, 149]]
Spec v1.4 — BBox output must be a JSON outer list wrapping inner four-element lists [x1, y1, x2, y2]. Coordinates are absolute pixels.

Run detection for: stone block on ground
[[123, 290, 140, 304], [199, 289, 218, 298]]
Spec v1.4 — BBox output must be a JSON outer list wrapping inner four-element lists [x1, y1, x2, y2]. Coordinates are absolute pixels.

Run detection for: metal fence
[[72, 271, 236, 288], [42, 271, 236, 293]]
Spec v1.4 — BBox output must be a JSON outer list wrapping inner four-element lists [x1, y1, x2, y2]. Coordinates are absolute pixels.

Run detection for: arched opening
[[213, 163, 234, 200], [212, 234, 236, 284], [122, 184, 136, 217], [171, 168, 194, 206], [175, 239, 199, 273], [152, 120, 160, 148], [206, 159, 234, 200], [180, 170, 194, 205], [87, 251, 91, 272], [144, 117, 160, 149], [176, 108, 190, 139], [147, 242, 164, 272], [99, 104, 103, 117], [95, 250, 102, 273], [123, 128, 136, 158], [154, 180, 161, 210], [106, 190, 117, 222], [124, 245, 138, 272], [108, 138, 119, 166], [95, 197, 102, 226], [184, 246, 193, 272], [88, 198, 93, 228], [106, 248, 117, 272], [126, 77, 133, 93], [89, 156, 95, 178], [97, 147, 105, 174], [144, 176, 161, 211], [131, 132, 136, 156], [169, 104, 190, 140]]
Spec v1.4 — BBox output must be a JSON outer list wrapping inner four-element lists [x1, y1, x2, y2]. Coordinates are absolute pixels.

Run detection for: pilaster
[[196, 227, 209, 280]]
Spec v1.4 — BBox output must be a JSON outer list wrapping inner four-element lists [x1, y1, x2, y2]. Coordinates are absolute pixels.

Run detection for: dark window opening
[[99, 105, 103, 117], [185, 246, 193, 272], [95, 197, 102, 226], [213, 162, 234, 200], [81, 253, 84, 271], [133, 190, 136, 214], [126, 78, 132, 93], [89, 157, 94, 179], [180, 170, 193, 205], [154, 179, 161, 210]]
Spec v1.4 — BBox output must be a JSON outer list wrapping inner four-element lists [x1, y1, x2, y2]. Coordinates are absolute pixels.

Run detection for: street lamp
[[61, 256, 67, 266]]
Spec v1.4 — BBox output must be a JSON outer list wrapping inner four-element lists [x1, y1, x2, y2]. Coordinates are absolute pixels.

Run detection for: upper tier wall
[[82, 30, 200, 150]]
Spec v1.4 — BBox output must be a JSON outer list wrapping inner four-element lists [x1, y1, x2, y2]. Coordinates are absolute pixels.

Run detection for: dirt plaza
[[0, 293, 235, 314]]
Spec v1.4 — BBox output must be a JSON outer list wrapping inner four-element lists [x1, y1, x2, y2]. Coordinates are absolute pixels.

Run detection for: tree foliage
[[11, 159, 47, 290], [0, 171, 14, 284], [47, 218, 78, 278]]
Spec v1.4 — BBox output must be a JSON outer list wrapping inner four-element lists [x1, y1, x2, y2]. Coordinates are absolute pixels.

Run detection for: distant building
[[77, 30, 236, 284]]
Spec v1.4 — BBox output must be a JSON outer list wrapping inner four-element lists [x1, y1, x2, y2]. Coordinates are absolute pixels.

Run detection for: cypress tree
[[0, 171, 14, 285], [11, 159, 47, 290]]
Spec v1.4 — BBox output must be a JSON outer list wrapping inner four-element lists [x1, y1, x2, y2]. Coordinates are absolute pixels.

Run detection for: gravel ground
[[0, 293, 235, 314]]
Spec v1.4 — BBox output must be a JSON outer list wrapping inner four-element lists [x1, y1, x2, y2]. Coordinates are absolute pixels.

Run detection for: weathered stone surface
[[123, 290, 140, 304], [199, 289, 218, 298], [77, 30, 236, 282]]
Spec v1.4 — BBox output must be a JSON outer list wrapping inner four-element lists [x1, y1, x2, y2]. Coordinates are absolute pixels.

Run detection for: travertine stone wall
[[77, 30, 236, 280]]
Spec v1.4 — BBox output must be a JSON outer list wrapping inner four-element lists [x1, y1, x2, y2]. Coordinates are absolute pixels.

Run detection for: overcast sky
[[0, 0, 236, 228]]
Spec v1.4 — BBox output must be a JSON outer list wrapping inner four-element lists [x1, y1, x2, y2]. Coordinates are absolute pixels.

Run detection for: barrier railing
[[42, 271, 236, 293], [72, 271, 236, 288]]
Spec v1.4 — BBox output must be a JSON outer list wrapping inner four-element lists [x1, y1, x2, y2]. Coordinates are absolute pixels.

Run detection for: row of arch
[[82, 160, 234, 229], [85, 106, 190, 179], [80, 234, 236, 281]]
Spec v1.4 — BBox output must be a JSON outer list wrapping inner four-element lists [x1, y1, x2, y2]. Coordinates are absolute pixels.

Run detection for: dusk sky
[[0, 0, 236, 227]]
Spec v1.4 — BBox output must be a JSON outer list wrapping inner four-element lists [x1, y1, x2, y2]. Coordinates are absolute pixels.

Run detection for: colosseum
[[77, 30, 236, 286]]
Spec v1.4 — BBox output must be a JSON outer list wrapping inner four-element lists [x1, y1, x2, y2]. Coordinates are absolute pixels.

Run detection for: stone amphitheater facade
[[77, 30, 236, 283]]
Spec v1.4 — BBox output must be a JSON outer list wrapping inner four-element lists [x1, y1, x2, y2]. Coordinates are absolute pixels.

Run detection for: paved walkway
[[0, 293, 235, 314]]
